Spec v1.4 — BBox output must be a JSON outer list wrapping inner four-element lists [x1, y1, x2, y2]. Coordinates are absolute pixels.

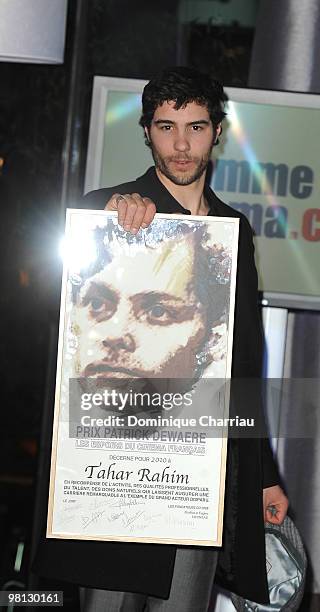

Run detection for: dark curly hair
[[139, 66, 228, 145]]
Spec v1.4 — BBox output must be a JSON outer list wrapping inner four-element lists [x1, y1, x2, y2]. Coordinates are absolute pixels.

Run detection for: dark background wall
[[2, 1, 317, 609]]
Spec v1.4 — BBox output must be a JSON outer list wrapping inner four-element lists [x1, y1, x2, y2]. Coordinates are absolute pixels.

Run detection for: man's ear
[[144, 127, 150, 144], [215, 123, 222, 143]]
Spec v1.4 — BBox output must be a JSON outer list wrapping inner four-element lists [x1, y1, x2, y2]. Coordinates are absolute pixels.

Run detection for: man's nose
[[173, 130, 190, 152], [98, 301, 137, 354], [102, 332, 136, 353]]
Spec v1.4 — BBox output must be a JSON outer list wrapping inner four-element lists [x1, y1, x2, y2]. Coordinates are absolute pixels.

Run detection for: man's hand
[[263, 484, 289, 525], [105, 193, 157, 234]]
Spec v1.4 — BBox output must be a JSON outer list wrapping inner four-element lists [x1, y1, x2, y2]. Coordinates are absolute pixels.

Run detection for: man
[[34, 67, 288, 611]]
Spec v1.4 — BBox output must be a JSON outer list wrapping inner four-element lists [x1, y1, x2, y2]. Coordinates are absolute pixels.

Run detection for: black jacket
[[33, 167, 279, 603]]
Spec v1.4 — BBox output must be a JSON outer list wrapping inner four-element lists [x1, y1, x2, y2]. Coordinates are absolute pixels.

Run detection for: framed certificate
[[47, 210, 239, 546]]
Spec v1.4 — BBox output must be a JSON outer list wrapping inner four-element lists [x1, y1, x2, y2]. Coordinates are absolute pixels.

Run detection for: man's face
[[73, 236, 208, 380], [146, 100, 219, 186]]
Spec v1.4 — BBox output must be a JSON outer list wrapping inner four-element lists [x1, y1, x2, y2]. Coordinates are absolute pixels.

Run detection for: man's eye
[[161, 125, 172, 131], [145, 304, 176, 325], [149, 304, 167, 318], [90, 297, 105, 312], [192, 125, 202, 131]]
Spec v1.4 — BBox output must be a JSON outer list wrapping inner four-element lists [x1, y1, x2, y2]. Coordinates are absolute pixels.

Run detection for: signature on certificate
[[81, 509, 106, 529]]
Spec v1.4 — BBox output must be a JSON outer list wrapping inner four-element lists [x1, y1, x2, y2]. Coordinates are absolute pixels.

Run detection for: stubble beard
[[150, 141, 214, 186]]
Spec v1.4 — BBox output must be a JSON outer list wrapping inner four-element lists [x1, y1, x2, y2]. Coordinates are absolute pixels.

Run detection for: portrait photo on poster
[[47, 210, 239, 547]]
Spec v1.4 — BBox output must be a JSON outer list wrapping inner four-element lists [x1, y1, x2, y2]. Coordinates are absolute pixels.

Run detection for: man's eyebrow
[[132, 291, 185, 305], [154, 119, 175, 125], [81, 280, 118, 304], [153, 119, 210, 126], [187, 120, 210, 126]]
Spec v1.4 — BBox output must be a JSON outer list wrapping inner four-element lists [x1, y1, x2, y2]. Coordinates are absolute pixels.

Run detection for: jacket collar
[[135, 167, 221, 217]]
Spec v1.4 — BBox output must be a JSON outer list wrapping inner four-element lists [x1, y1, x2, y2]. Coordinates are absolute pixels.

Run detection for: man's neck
[[155, 167, 209, 216]]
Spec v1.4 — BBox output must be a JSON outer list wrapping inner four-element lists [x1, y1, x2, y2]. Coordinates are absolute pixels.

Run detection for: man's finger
[[141, 197, 157, 228], [130, 193, 150, 234], [116, 196, 128, 227], [104, 193, 129, 227], [131, 193, 157, 234], [119, 194, 141, 231], [265, 504, 286, 525], [104, 193, 123, 211]]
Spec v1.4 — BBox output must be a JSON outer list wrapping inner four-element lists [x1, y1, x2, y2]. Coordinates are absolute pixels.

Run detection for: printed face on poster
[[47, 210, 239, 546]]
